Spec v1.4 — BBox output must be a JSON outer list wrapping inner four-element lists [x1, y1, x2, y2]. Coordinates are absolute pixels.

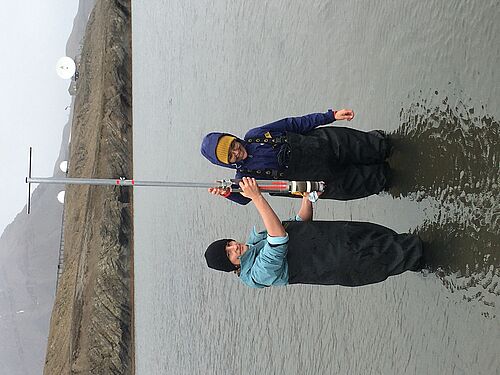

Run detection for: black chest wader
[[239, 129, 391, 200], [283, 221, 423, 287]]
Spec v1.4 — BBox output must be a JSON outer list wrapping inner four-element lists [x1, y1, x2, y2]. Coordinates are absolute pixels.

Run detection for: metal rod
[[27, 147, 32, 214], [26, 176, 325, 194], [25, 148, 325, 214], [26, 176, 281, 188]]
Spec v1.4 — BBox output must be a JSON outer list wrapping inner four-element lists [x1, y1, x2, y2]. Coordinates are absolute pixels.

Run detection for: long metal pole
[[27, 177, 218, 188], [26, 176, 324, 193], [25, 148, 325, 214]]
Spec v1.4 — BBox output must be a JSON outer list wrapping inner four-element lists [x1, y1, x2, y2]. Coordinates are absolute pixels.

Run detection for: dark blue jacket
[[200, 110, 335, 204]]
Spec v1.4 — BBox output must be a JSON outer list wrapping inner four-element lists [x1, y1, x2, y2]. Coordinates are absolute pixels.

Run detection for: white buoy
[[57, 191, 65, 203], [56, 57, 76, 79], [59, 161, 68, 173]]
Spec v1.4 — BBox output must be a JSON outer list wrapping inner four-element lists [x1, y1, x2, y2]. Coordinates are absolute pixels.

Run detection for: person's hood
[[200, 132, 243, 169]]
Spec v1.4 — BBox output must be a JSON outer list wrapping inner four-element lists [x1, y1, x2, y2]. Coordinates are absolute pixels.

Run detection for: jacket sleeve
[[249, 234, 289, 286], [224, 170, 251, 205], [225, 192, 251, 205], [251, 110, 335, 135]]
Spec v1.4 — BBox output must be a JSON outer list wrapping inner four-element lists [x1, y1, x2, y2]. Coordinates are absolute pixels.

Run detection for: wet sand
[[43, 0, 133, 374]]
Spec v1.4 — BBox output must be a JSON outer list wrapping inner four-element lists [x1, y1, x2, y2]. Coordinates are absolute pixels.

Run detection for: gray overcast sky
[[0, 1, 79, 234]]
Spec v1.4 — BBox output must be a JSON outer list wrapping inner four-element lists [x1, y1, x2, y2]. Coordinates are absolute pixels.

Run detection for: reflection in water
[[388, 94, 499, 312]]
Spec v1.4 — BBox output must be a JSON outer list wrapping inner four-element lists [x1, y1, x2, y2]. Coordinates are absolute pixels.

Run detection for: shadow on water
[[387, 93, 499, 311]]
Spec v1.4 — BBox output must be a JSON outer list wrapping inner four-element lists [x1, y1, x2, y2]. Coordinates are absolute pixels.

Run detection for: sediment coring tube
[[26, 147, 324, 214], [26, 177, 325, 194]]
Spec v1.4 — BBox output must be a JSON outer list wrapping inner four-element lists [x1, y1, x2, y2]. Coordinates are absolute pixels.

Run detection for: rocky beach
[[43, 0, 134, 374]]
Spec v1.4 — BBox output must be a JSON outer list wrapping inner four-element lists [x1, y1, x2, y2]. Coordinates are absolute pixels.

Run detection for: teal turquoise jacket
[[239, 226, 290, 288], [238, 217, 424, 288]]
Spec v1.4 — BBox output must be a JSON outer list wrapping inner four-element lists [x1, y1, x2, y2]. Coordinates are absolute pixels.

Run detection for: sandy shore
[[44, 0, 134, 374]]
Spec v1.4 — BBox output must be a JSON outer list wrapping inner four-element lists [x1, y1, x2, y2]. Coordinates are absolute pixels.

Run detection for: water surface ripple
[[389, 93, 499, 313]]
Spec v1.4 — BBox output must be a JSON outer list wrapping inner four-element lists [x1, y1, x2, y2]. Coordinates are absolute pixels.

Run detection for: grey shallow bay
[[133, 1, 499, 374]]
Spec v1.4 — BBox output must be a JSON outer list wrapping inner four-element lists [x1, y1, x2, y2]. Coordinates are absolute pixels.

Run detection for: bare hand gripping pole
[[25, 147, 325, 213]]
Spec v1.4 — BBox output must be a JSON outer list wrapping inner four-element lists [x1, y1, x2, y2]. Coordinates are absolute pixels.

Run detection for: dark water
[[133, 1, 500, 374], [387, 94, 500, 312]]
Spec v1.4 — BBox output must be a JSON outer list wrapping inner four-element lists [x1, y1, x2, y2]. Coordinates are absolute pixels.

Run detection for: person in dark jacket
[[204, 178, 424, 288], [200, 109, 392, 205]]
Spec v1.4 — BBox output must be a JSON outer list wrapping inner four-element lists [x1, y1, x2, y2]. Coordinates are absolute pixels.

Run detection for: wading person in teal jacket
[[201, 109, 392, 205], [204, 178, 423, 288]]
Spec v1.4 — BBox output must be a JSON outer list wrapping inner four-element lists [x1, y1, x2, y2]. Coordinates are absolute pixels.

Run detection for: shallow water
[[133, 1, 499, 374], [390, 94, 499, 309]]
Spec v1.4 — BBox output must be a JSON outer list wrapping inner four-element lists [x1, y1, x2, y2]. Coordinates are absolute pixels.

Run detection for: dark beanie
[[205, 239, 238, 272]]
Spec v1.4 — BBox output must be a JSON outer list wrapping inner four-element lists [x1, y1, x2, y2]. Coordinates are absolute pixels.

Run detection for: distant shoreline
[[43, 1, 134, 374]]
